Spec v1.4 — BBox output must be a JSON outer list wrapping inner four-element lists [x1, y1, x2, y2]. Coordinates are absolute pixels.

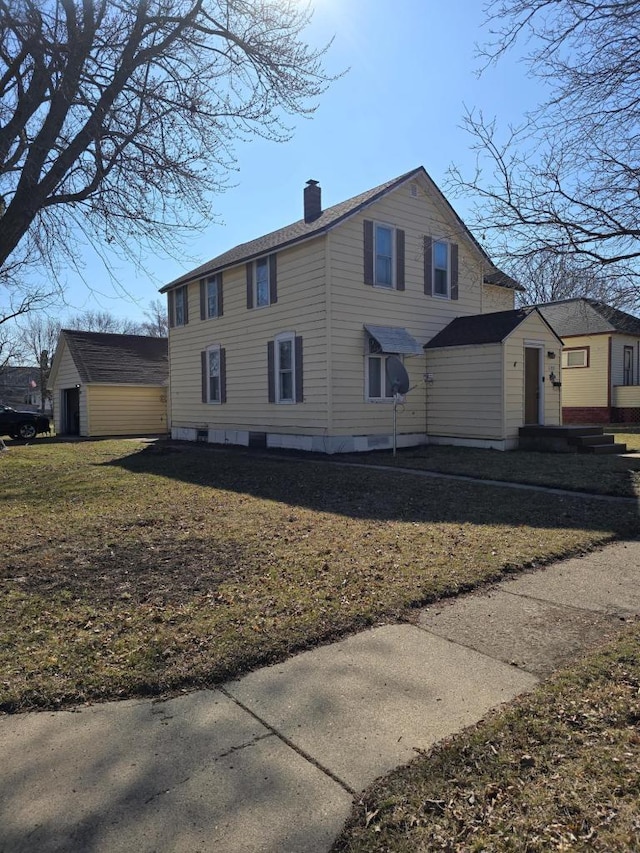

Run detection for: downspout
[[607, 336, 612, 418]]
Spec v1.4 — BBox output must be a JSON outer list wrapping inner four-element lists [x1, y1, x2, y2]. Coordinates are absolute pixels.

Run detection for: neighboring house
[[48, 331, 169, 436], [0, 366, 44, 410], [161, 166, 562, 453], [537, 298, 640, 424]]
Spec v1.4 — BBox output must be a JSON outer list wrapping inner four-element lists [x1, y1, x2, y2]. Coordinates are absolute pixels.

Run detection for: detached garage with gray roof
[[48, 330, 168, 437]]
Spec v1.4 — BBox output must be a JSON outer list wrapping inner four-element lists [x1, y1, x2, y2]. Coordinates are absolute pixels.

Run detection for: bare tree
[[503, 251, 639, 308], [139, 298, 168, 337], [0, 0, 333, 292], [15, 313, 61, 410], [448, 1, 640, 305], [64, 309, 144, 334]]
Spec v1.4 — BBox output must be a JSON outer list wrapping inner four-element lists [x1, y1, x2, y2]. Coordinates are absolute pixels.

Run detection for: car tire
[[17, 422, 37, 440]]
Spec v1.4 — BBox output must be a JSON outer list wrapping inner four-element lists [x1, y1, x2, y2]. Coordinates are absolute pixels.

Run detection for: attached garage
[[49, 330, 169, 437], [424, 308, 563, 450]]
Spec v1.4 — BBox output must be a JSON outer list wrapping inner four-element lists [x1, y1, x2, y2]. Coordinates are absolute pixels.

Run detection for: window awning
[[364, 324, 423, 355]]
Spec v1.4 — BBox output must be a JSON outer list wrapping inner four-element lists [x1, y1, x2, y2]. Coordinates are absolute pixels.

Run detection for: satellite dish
[[386, 355, 410, 395]]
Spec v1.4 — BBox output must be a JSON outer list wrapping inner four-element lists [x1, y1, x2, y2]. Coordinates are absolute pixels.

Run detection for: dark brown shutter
[[168, 292, 175, 328], [219, 347, 227, 403], [201, 351, 207, 403], [182, 285, 189, 324], [396, 229, 405, 291], [199, 279, 206, 320], [246, 263, 254, 309], [217, 274, 224, 317], [267, 340, 275, 402], [450, 243, 459, 300], [269, 254, 277, 304], [294, 336, 303, 402], [423, 236, 433, 296], [364, 220, 374, 285]]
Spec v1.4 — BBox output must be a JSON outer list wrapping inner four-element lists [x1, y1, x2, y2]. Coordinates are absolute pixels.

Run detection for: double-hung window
[[433, 241, 449, 297], [169, 285, 188, 327], [276, 334, 294, 403], [256, 258, 270, 307], [268, 332, 303, 403], [247, 255, 277, 308], [200, 274, 223, 320], [375, 225, 394, 287], [363, 220, 405, 290], [201, 344, 226, 404], [366, 337, 396, 401], [424, 237, 458, 300]]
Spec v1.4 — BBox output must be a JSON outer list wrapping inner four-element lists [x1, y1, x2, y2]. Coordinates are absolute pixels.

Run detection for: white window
[[206, 345, 222, 403], [256, 258, 270, 307], [375, 224, 394, 287], [365, 337, 398, 401], [562, 348, 589, 368], [207, 276, 219, 318], [172, 285, 188, 327], [433, 241, 449, 297], [275, 333, 295, 403]]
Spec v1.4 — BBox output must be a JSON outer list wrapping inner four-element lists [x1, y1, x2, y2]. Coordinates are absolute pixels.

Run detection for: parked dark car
[[0, 404, 50, 439]]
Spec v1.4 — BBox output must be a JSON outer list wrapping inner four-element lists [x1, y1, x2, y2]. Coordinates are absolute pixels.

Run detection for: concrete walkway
[[1, 539, 638, 853]]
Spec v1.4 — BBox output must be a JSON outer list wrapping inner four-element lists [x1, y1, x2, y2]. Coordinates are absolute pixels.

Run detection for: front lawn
[[343, 433, 640, 497], [1, 440, 638, 712], [333, 621, 640, 852]]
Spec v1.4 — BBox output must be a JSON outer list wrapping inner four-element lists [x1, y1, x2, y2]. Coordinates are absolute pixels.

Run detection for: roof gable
[[58, 331, 168, 386], [536, 298, 640, 337], [424, 308, 558, 349], [161, 167, 513, 292]]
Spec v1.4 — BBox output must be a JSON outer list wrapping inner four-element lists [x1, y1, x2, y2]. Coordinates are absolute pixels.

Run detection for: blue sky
[[55, 0, 542, 323]]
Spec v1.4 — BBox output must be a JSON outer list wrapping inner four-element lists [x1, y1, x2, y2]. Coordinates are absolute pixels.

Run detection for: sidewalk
[[1, 539, 638, 853]]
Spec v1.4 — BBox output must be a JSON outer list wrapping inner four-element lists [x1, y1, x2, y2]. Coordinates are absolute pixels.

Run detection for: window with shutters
[[364, 220, 405, 290], [205, 345, 222, 403], [276, 333, 294, 403], [375, 224, 394, 287], [268, 333, 303, 404], [424, 237, 458, 300], [206, 275, 222, 318], [247, 255, 277, 308], [169, 285, 188, 327], [433, 241, 449, 297]]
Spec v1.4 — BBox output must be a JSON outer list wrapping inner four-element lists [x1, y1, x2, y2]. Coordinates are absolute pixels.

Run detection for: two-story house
[[161, 167, 562, 452]]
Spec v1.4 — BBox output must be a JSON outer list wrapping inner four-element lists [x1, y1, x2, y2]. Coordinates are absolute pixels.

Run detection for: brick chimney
[[304, 179, 321, 223]]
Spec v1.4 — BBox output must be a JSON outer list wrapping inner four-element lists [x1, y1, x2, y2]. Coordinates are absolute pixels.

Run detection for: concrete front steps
[[519, 425, 627, 454]]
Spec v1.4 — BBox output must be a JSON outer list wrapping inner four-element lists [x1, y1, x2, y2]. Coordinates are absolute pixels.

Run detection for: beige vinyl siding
[[560, 334, 609, 407], [49, 340, 86, 435], [611, 334, 640, 386], [425, 344, 503, 439], [613, 385, 640, 406], [482, 284, 515, 314], [86, 385, 168, 435], [327, 178, 485, 437], [169, 236, 329, 435], [504, 313, 562, 435]]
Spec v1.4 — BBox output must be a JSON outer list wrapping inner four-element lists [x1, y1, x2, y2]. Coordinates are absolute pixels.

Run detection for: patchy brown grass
[[333, 622, 640, 853], [343, 433, 640, 497], [1, 440, 637, 712]]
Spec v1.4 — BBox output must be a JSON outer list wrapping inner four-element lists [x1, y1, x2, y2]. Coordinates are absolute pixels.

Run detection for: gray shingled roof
[[535, 298, 640, 337], [483, 268, 523, 291], [364, 325, 423, 355], [161, 167, 519, 292], [424, 309, 547, 349], [62, 331, 168, 385]]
